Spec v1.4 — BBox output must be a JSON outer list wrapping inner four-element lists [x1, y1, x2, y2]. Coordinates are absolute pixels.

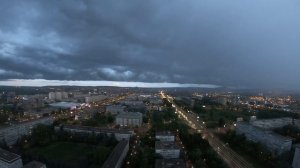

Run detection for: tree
[[32, 124, 54, 146], [218, 118, 225, 127]]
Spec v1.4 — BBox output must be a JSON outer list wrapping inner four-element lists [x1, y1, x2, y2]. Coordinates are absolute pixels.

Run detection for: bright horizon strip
[[0, 79, 220, 88]]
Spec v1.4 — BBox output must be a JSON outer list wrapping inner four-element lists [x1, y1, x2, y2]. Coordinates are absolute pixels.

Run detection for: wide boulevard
[[160, 91, 254, 168]]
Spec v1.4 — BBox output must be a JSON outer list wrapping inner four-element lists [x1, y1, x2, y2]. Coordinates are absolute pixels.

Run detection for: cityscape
[[1, 1, 300, 168]]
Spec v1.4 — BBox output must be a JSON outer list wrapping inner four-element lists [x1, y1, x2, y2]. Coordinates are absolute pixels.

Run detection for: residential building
[[116, 112, 143, 127], [0, 117, 54, 146], [250, 117, 300, 130], [156, 131, 175, 142], [155, 159, 185, 168], [102, 140, 129, 168], [236, 122, 292, 155], [293, 147, 300, 168], [48, 92, 68, 101], [55, 125, 134, 141], [155, 141, 180, 159], [0, 148, 22, 168]]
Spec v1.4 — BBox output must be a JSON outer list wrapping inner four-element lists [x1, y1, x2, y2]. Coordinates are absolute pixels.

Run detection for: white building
[[236, 122, 292, 155], [116, 112, 143, 127], [48, 92, 68, 101], [293, 147, 300, 168], [56, 125, 134, 141], [0, 117, 54, 146], [155, 141, 180, 159], [106, 105, 125, 115], [48, 92, 56, 100], [0, 148, 23, 168], [156, 131, 175, 142]]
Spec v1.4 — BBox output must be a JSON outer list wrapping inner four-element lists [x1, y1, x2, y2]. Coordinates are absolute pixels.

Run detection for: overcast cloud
[[0, 0, 300, 89]]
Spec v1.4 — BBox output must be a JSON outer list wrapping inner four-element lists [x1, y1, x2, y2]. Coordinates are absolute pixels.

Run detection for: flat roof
[[237, 122, 293, 141], [116, 112, 142, 118], [0, 148, 21, 163], [49, 102, 80, 108], [102, 140, 129, 168], [156, 131, 174, 136], [62, 125, 134, 134], [155, 141, 179, 150]]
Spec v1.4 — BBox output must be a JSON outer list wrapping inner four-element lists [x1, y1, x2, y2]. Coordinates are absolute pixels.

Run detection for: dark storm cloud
[[0, 0, 300, 89]]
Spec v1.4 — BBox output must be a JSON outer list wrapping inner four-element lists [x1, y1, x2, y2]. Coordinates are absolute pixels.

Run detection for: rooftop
[[116, 112, 143, 119], [102, 140, 129, 168], [237, 122, 293, 142], [49, 102, 80, 108], [156, 131, 174, 136], [155, 141, 179, 150], [0, 148, 21, 164], [62, 124, 134, 134], [251, 117, 300, 130]]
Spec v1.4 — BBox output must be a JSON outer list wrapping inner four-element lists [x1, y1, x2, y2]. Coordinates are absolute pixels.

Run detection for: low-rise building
[[55, 125, 134, 141], [156, 131, 175, 142], [0, 117, 54, 146], [155, 141, 180, 159], [116, 112, 143, 127], [155, 159, 185, 168], [102, 140, 129, 168], [293, 146, 300, 168], [0, 148, 22, 168], [236, 122, 292, 155]]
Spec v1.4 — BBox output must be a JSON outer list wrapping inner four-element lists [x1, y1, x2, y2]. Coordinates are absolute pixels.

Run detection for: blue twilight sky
[[0, 0, 300, 89]]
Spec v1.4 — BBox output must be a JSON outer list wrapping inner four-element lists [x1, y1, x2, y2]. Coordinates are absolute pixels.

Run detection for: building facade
[[156, 131, 175, 142], [236, 122, 292, 155], [55, 125, 134, 141], [0, 117, 54, 146], [155, 141, 180, 159], [116, 112, 143, 127]]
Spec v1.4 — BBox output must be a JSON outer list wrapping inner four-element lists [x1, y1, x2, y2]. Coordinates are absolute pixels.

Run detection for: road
[[161, 91, 254, 168]]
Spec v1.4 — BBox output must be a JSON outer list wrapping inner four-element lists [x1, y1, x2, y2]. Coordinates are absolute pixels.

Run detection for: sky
[[0, 0, 300, 89]]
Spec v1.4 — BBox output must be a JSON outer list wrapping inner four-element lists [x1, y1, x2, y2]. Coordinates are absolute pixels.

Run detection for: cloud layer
[[0, 0, 300, 89]]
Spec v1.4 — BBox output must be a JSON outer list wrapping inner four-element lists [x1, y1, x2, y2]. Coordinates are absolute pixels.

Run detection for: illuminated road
[[160, 91, 254, 168]]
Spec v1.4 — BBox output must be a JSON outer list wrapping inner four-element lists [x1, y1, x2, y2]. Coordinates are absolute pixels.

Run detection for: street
[[161, 91, 254, 168]]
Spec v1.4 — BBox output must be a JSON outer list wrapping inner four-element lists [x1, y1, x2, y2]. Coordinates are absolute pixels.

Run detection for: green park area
[[14, 124, 118, 168], [24, 142, 111, 168]]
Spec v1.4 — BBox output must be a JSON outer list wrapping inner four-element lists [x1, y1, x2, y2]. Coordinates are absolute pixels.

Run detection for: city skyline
[[1, 0, 300, 90]]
